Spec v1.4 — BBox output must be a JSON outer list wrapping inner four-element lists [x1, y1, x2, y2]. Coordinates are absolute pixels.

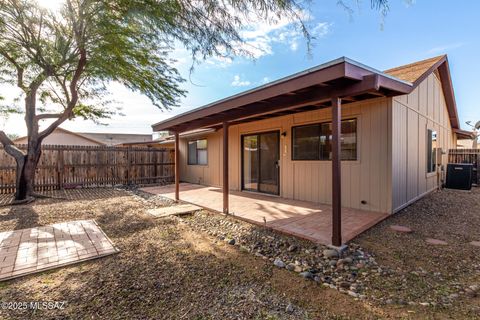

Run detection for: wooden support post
[[223, 121, 229, 214], [174, 132, 180, 201], [331, 97, 342, 247]]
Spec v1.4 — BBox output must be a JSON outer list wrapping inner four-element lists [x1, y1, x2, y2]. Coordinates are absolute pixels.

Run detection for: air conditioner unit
[[445, 163, 473, 190]]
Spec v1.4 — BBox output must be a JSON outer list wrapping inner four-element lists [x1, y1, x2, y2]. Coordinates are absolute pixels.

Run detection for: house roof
[[384, 55, 445, 84], [152, 55, 461, 133], [78, 132, 152, 146], [454, 128, 476, 140], [13, 127, 105, 145], [14, 127, 153, 146]]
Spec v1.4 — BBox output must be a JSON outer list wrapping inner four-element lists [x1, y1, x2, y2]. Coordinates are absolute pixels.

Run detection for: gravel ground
[[356, 188, 480, 312], [0, 187, 479, 319]]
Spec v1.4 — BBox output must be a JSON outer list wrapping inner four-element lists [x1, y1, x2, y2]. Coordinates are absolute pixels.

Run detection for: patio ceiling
[[152, 57, 413, 133]]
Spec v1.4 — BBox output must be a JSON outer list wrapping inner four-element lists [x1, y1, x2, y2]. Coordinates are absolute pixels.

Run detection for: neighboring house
[[79, 132, 152, 146], [152, 55, 470, 246], [455, 131, 478, 149], [14, 127, 153, 146]]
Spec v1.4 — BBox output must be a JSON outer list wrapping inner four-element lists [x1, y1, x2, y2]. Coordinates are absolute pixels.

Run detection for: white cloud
[[427, 42, 465, 54], [262, 77, 270, 84], [290, 40, 299, 51], [312, 22, 331, 39], [231, 75, 251, 87], [237, 11, 331, 59]]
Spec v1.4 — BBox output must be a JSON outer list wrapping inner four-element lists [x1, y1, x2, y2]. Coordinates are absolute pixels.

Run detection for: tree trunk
[[0, 89, 45, 201], [15, 145, 42, 200]]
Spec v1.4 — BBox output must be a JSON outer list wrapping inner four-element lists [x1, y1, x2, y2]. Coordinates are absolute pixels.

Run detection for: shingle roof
[[384, 55, 446, 83]]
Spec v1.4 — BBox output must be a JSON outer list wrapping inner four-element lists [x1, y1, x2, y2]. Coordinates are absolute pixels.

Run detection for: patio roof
[[152, 55, 460, 133]]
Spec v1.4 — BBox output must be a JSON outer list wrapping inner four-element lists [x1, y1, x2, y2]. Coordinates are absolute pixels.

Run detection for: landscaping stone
[[323, 249, 339, 258], [469, 241, 480, 247], [273, 258, 285, 268], [294, 265, 303, 273], [389, 225, 413, 233], [285, 303, 294, 313], [300, 271, 313, 279], [287, 245, 297, 252], [425, 238, 448, 245], [285, 263, 296, 271]]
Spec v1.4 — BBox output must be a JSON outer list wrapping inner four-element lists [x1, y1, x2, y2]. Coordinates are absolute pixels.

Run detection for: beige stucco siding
[[391, 73, 455, 212], [179, 97, 392, 213]]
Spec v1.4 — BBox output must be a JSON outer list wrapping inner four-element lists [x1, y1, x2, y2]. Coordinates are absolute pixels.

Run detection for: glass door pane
[[242, 135, 258, 191], [258, 132, 279, 195]]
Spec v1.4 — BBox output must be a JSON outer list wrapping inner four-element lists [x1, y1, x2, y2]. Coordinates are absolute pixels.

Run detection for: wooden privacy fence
[[0, 145, 175, 194], [448, 148, 480, 185]]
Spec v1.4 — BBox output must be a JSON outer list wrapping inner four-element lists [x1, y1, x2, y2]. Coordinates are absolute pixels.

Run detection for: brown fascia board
[[402, 55, 459, 129], [152, 57, 413, 132], [170, 73, 411, 133], [437, 59, 460, 129]]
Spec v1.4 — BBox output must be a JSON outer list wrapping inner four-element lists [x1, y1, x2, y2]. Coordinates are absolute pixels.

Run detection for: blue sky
[[1, 0, 478, 135]]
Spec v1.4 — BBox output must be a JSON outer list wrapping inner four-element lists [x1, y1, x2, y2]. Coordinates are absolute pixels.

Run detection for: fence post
[[126, 148, 131, 185], [153, 150, 158, 184], [477, 153, 480, 185], [57, 148, 64, 190]]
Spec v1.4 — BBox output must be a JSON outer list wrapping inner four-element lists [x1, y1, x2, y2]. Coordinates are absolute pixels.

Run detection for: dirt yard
[[0, 187, 479, 319]]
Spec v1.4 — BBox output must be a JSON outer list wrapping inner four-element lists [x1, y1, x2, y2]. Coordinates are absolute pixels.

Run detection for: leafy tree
[[6, 133, 19, 140], [0, 0, 389, 202]]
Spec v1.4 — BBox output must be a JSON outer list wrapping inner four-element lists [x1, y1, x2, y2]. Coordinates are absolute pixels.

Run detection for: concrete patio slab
[[147, 204, 201, 218], [0, 220, 118, 281], [141, 183, 389, 245]]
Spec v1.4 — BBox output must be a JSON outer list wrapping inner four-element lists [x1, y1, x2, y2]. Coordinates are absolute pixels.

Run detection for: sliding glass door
[[242, 131, 280, 195]]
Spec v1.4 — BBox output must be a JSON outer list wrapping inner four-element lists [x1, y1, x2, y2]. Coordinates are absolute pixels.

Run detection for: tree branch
[[34, 113, 63, 121], [0, 49, 25, 90], [38, 48, 87, 141], [0, 130, 25, 160]]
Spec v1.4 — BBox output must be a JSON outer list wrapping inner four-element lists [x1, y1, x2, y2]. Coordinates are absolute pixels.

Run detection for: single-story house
[[15, 127, 153, 146], [151, 55, 470, 246], [456, 132, 478, 149]]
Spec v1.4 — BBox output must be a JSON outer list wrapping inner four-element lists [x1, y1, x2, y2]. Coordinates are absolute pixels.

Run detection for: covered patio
[[141, 183, 388, 245], [152, 57, 412, 246]]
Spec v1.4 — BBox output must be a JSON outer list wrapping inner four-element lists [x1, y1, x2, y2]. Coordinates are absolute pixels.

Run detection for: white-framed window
[[188, 139, 208, 165]]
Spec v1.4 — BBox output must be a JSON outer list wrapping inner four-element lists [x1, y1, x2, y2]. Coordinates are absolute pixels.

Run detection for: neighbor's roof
[[152, 55, 460, 132], [14, 127, 153, 146], [79, 132, 152, 146], [454, 128, 476, 140]]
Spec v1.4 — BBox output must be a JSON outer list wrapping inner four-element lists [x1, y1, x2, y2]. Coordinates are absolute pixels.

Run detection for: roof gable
[[384, 55, 445, 84], [385, 55, 459, 129]]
